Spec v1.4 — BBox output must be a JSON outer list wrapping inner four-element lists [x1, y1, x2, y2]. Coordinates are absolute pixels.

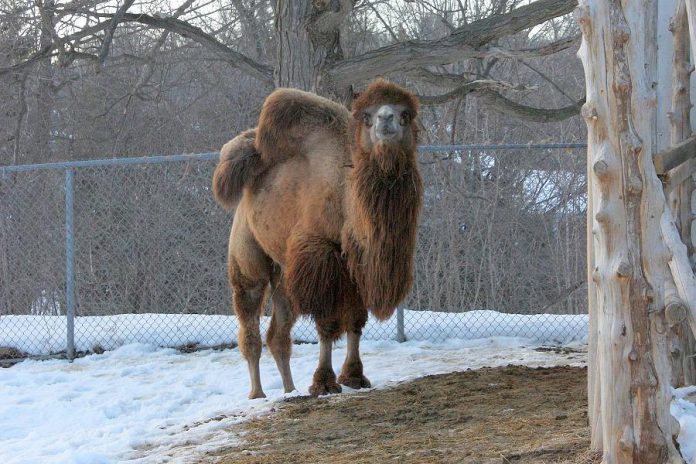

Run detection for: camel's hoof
[[338, 373, 371, 389], [309, 381, 342, 397], [248, 390, 267, 400], [309, 367, 342, 397]]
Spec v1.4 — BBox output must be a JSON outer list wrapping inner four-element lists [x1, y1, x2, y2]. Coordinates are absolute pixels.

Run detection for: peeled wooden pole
[[676, 0, 696, 341], [578, 0, 684, 461], [668, 0, 696, 388]]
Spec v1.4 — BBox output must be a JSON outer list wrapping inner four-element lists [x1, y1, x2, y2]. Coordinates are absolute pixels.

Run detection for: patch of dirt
[[0, 347, 29, 367], [208, 366, 600, 464]]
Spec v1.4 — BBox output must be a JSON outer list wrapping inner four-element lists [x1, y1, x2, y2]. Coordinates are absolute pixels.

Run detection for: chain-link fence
[[0, 144, 589, 361]]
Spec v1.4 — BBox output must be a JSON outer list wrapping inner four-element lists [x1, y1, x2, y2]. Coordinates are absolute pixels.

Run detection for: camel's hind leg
[[266, 266, 297, 393], [228, 214, 272, 399], [231, 274, 267, 399], [338, 304, 371, 389]]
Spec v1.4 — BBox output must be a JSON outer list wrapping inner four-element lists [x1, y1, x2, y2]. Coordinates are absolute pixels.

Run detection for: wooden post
[[577, 0, 686, 461], [668, 0, 696, 388]]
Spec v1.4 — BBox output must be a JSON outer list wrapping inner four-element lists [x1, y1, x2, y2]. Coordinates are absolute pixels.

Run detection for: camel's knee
[[342, 305, 368, 335], [267, 281, 295, 358], [238, 322, 262, 360], [315, 314, 343, 342], [231, 275, 267, 361], [266, 313, 293, 357], [266, 327, 291, 361]]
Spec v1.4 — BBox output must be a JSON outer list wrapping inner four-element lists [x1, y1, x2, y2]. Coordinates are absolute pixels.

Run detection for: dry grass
[[205, 366, 600, 464]]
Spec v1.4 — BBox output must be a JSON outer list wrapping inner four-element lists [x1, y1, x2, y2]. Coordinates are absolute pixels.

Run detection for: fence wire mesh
[[0, 144, 589, 361]]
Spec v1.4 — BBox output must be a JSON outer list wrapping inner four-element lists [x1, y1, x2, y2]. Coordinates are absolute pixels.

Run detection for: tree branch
[[97, 0, 136, 65], [115, 13, 273, 84], [326, 0, 578, 87], [409, 68, 480, 87], [486, 33, 580, 59], [418, 79, 532, 105], [0, 11, 274, 85], [479, 90, 584, 122]]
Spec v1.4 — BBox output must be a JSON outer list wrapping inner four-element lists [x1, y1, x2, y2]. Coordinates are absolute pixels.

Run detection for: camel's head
[[352, 79, 419, 155]]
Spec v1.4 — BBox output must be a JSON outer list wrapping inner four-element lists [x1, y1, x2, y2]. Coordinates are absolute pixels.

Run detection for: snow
[[0, 337, 587, 464], [673, 385, 696, 464], [1, 311, 692, 464], [0, 309, 588, 356]]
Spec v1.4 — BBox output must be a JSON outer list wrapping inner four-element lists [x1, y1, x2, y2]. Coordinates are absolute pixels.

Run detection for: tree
[[579, 0, 696, 461], [1, 0, 582, 116]]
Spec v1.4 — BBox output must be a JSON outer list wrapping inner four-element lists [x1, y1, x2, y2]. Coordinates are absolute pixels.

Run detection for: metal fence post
[[396, 307, 405, 342], [65, 168, 75, 360]]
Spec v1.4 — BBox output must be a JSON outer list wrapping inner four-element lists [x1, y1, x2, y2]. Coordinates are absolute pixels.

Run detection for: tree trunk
[[273, 0, 352, 100], [578, 0, 685, 461], [25, 0, 56, 164]]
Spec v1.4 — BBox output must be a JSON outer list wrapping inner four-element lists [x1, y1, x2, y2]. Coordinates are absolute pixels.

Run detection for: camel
[[212, 79, 422, 398]]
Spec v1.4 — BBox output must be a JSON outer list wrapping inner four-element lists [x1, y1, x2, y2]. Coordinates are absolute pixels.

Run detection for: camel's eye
[[400, 110, 411, 126], [362, 112, 372, 127]]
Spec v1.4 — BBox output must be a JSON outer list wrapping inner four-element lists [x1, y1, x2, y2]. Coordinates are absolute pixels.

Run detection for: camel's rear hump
[[255, 88, 351, 163], [212, 129, 263, 211]]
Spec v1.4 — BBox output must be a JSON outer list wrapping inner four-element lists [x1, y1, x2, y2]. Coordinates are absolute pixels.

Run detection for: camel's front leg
[[338, 306, 371, 389], [338, 331, 371, 389], [309, 326, 342, 397]]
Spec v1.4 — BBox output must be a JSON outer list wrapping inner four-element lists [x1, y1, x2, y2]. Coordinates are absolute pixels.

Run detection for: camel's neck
[[345, 145, 423, 320]]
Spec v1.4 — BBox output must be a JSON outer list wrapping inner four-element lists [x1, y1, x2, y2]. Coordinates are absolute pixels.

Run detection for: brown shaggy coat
[[212, 79, 422, 330]]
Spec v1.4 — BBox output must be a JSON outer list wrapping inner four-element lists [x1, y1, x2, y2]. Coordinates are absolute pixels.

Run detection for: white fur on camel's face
[[360, 104, 411, 146]]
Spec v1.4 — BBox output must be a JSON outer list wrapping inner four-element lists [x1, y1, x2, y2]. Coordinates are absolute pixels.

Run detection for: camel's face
[[359, 104, 413, 150]]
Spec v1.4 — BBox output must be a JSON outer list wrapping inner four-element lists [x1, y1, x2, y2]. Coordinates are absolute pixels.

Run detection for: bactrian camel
[[212, 79, 422, 398]]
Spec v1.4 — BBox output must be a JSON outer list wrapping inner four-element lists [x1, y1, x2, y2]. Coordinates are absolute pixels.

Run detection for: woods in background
[[0, 0, 589, 317]]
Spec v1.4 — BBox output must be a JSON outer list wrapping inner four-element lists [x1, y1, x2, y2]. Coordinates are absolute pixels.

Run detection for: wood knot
[[628, 350, 638, 361], [595, 211, 610, 224], [616, 261, 632, 278], [592, 268, 600, 283], [581, 103, 598, 121], [593, 160, 609, 177], [665, 299, 688, 326]]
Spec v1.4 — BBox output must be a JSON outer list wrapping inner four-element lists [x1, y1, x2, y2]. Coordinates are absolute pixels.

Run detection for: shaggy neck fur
[[346, 140, 423, 320]]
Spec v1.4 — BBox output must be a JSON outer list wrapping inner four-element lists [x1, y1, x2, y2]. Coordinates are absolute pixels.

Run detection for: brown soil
[[208, 365, 600, 464]]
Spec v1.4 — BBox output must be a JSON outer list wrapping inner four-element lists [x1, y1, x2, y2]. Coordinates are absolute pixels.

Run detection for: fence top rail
[[0, 143, 587, 174]]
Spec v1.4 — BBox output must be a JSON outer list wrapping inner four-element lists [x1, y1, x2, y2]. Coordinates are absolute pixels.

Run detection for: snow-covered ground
[[0, 337, 587, 464], [0, 309, 588, 355], [0, 311, 693, 464], [673, 385, 696, 464]]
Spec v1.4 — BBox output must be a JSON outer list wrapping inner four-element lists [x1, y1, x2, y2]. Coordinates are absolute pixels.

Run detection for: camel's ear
[[400, 108, 415, 125], [351, 93, 363, 120]]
